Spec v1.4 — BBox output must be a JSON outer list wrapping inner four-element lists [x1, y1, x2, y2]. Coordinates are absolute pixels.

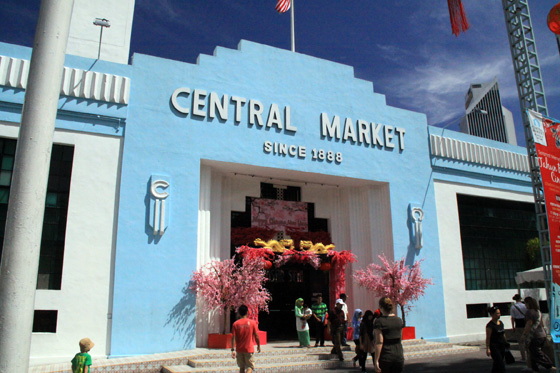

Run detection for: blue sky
[[2, 0, 559, 146]]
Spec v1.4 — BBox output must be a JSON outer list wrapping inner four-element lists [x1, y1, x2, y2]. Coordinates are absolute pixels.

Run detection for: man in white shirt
[[340, 293, 349, 346], [510, 293, 528, 362]]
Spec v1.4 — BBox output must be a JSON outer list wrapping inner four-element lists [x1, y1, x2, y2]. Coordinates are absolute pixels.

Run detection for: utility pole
[[0, 1, 74, 371], [502, 0, 559, 366]]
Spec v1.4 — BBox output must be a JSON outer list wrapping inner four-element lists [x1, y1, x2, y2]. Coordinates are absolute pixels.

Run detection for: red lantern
[[548, 2, 560, 35], [319, 262, 331, 272], [263, 260, 273, 270]]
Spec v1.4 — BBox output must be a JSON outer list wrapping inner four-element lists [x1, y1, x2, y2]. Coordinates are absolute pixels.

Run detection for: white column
[[0, 1, 74, 371]]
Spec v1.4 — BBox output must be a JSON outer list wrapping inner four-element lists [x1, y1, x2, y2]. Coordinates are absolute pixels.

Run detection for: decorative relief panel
[[430, 134, 530, 173], [0, 55, 129, 105]]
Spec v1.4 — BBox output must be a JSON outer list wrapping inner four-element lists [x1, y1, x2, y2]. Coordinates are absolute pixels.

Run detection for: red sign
[[528, 109, 560, 342]]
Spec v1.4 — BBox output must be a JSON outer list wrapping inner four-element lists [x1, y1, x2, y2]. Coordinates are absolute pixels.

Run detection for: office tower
[[459, 78, 517, 145]]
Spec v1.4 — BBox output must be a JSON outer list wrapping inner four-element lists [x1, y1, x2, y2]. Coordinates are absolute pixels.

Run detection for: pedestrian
[[231, 304, 261, 373], [359, 309, 377, 372], [373, 297, 404, 373], [302, 303, 312, 329], [522, 297, 554, 372], [486, 306, 508, 373], [351, 308, 363, 367], [510, 294, 527, 363], [71, 337, 94, 373], [340, 293, 350, 346], [295, 298, 311, 347], [328, 298, 346, 361], [312, 294, 328, 347]]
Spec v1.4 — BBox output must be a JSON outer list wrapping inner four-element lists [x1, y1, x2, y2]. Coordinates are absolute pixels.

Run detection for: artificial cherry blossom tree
[[353, 254, 432, 326], [190, 256, 271, 334]]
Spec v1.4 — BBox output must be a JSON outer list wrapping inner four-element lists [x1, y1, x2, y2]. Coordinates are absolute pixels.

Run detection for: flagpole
[[290, 0, 295, 52]]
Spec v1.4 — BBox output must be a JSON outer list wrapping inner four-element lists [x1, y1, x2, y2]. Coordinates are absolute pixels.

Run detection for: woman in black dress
[[358, 310, 376, 372], [373, 297, 404, 373], [485, 306, 507, 373], [521, 297, 553, 372]]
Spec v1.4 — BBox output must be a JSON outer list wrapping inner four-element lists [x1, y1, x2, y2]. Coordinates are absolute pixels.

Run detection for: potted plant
[[353, 254, 432, 340], [190, 256, 271, 348]]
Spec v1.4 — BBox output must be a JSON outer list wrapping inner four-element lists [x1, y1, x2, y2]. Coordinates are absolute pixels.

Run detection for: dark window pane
[[0, 139, 74, 290], [4, 140, 15, 155], [45, 193, 57, 208], [466, 303, 489, 318], [0, 188, 9, 204], [0, 170, 11, 186], [458, 194, 538, 290], [32, 310, 57, 333], [1, 156, 13, 170]]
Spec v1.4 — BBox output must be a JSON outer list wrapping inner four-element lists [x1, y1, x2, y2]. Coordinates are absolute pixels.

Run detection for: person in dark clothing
[[485, 306, 507, 373], [358, 309, 377, 372], [351, 309, 363, 367], [374, 297, 404, 373], [522, 297, 554, 372], [311, 294, 328, 347], [327, 299, 346, 361]]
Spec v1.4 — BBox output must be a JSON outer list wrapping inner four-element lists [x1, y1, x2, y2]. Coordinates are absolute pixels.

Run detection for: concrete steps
[[162, 340, 479, 373]]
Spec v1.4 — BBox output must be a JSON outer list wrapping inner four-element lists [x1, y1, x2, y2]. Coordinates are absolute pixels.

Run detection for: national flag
[[275, 0, 291, 13]]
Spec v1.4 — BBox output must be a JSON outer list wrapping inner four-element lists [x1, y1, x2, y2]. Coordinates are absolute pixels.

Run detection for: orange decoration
[[263, 260, 272, 270], [548, 2, 560, 35], [319, 262, 331, 272]]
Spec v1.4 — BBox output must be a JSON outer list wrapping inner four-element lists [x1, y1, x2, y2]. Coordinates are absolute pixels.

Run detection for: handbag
[[504, 349, 515, 364]]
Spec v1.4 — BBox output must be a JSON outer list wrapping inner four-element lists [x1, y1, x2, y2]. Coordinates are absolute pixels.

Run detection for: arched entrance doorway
[[231, 182, 331, 340]]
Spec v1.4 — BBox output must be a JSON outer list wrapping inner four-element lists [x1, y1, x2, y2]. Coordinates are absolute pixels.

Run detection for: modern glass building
[[459, 78, 518, 145]]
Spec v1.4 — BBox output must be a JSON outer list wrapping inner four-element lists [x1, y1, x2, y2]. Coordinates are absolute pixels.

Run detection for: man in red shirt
[[231, 305, 261, 373]]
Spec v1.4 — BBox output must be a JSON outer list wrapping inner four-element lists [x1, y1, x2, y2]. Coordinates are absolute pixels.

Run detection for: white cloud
[[380, 49, 516, 126]]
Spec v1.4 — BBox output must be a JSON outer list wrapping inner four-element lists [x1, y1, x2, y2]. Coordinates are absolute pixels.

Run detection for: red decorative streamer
[[230, 227, 278, 246], [285, 229, 332, 249], [327, 250, 357, 308], [447, 0, 470, 37], [234, 240, 357, 309], [236, 246, 275, 265]]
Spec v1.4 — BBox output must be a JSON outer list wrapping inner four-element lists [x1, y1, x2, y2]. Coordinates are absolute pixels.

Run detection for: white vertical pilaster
[[196, 165, 221, 346], [346, 187, 373, 311]]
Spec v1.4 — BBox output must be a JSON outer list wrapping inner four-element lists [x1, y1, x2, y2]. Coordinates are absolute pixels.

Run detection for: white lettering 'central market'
[[170, 88, 406, 152], [320, 113, 405, 150], [171, 87, 297, 133]]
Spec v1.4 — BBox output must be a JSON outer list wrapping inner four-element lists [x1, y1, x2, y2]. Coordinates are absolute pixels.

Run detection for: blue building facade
[[0, 38, 535, 362]]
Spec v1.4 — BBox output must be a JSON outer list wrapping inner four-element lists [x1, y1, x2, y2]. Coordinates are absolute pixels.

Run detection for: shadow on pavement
[[312, 348, 533, 372]]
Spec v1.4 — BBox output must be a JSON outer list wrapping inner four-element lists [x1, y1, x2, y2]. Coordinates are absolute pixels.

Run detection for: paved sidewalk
[[310, 346, 538, 372]]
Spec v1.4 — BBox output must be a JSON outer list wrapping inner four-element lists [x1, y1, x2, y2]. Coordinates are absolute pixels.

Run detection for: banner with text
[[527, 109, 560, 342], [251, 198, 308, 233]]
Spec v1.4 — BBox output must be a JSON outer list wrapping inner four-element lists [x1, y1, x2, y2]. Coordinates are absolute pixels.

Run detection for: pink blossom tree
[[190, 256, 271, 334], [353, 254, 432, 326]]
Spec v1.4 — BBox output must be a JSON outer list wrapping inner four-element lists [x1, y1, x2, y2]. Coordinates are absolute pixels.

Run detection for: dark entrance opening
[[230, 183, 330, 340], [259, 263, 330, 341]]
